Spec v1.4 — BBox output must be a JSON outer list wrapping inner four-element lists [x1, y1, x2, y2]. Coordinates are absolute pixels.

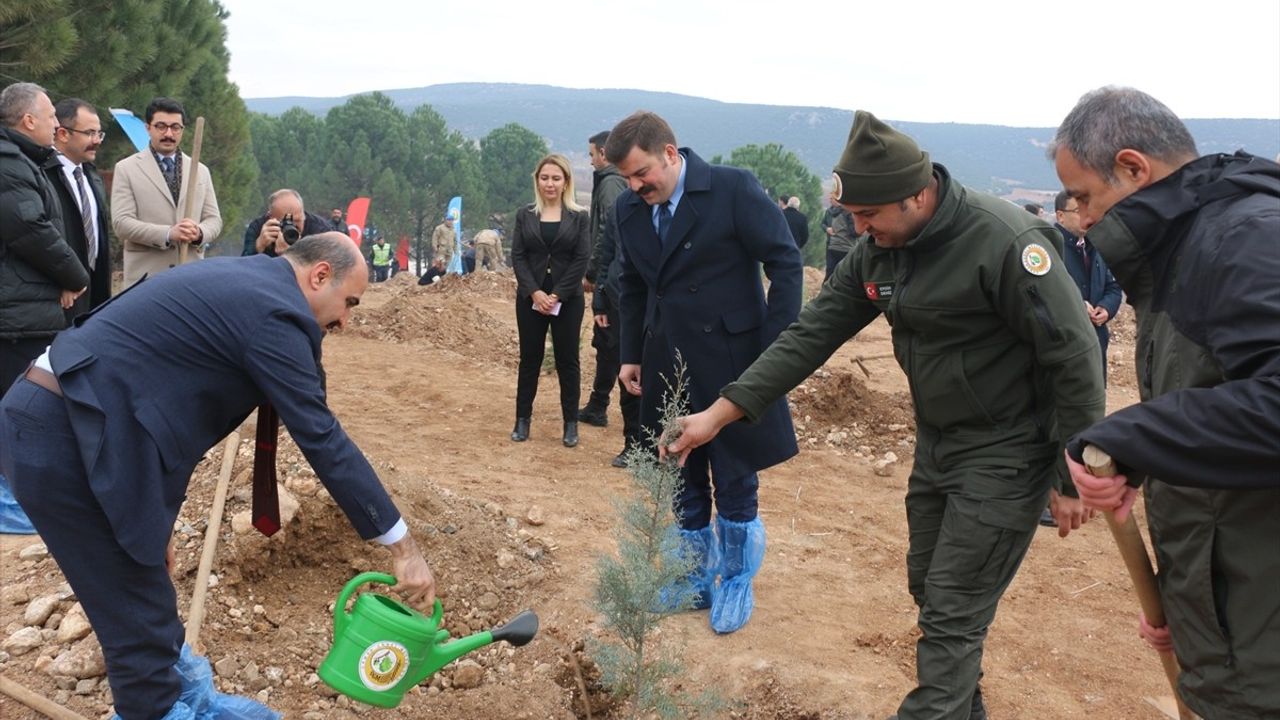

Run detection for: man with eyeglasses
[[40, 98, 113, 322], [1052, 190, 1120, 384], [112, 97, 222, 287]]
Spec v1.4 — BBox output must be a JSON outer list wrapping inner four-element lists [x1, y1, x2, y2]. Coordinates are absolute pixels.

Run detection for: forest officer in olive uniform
[[666, 111, 1106, 720]]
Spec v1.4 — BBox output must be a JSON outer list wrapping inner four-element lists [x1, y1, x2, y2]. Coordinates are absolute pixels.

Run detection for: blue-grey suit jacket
[[49, 255, 399, 565]]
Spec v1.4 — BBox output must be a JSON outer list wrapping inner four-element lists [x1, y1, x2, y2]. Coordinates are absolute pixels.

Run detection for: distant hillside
[[246, 83, 1280, 194]]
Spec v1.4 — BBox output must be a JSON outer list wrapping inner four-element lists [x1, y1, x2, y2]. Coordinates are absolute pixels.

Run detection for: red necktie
[[251, 403, 281, 536]]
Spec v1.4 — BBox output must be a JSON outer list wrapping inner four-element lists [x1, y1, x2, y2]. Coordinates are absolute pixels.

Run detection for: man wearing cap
[[432, 215, 456, 265], [666, 111, 1104, 719]]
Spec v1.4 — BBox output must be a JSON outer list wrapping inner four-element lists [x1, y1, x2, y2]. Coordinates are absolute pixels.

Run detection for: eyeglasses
[[150, 122, 184, 133], [1060, 208, 1079, 214], [64, 127, 106, 141]]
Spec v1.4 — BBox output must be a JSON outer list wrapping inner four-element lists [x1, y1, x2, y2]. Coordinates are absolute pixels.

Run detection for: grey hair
[[786, 196, 801, 209], [0, 82, 48, 128], [266, 188, 303, 212], [283, 232, 360, 281], [1049, 86, 1197, 181]]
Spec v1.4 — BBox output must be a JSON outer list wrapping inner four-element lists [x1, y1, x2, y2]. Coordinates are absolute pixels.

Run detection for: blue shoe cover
[[655, 525, 720, 612], [116, 645, 282, 720], [0, 475, 36, 534], [710, 516, 765, 634]]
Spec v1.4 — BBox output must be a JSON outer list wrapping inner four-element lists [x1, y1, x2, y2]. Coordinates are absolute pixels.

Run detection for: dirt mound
[[790, 369, 916, 457], [347, 271, 521, 367]]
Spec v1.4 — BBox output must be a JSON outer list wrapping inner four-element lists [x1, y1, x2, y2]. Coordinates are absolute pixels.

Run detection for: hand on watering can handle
[[388, 534, 436, 610]]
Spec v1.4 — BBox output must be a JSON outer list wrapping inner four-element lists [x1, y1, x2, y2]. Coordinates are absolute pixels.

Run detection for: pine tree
[[590, 358, 723, 719]]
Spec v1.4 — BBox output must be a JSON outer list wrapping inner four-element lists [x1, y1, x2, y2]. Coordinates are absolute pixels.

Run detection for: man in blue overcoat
[[605, 111, 802, 634]]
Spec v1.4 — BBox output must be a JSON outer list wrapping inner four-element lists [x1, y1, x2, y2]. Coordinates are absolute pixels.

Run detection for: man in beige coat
[[431, 215, 455, 264], [472, 228, 503, 270], [112, 97, 221, 287]]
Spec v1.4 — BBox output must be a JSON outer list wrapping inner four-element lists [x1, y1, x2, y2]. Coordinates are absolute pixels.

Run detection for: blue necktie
[[657, 201, 673, 246], [161, 156, 175, 182]]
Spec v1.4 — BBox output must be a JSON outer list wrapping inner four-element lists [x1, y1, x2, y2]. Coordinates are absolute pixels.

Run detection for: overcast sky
[[221, 0, 1280, 127]]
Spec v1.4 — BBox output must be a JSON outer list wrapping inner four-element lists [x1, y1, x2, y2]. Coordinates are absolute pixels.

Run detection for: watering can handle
[[333, 572, 397, 638]]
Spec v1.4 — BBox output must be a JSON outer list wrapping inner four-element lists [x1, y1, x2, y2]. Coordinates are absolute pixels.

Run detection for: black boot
[[611, 436, 638, 468], [511, 417, 530, 442], [970, 683, 988, 720], [577, 405, 608, 427], [562, 421, 579, 447]]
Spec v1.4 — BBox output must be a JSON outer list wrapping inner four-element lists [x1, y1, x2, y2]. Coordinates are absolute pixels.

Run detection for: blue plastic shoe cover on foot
[[0, 475, 36, 535], [655, 524, 720, 612], [710, 516, 765, 634], [116, 645, 282, 720]]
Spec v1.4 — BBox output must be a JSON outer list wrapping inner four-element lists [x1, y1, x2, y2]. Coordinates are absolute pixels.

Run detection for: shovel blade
[[1144, 695, 1195, 720]]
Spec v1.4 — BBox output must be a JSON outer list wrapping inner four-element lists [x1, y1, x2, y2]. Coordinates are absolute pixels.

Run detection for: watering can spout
[[411, 610, 540, 685]]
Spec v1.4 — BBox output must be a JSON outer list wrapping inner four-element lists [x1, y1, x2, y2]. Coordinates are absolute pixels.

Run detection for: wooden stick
[[1082, 445, 1196, 720], [184, 429, 239, 650], [178, 116, 206, 264], [0, 675, 90, 720]]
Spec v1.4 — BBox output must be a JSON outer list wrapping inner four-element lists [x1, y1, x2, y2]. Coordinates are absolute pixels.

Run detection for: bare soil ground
[[2, 270, 1170, 719]]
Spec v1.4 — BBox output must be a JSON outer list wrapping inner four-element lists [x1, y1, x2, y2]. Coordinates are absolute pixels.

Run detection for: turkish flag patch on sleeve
[[864, 282, 894, 300]]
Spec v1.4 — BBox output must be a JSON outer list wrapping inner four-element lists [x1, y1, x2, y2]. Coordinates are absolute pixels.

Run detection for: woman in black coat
[[509, 153, 591, 447]]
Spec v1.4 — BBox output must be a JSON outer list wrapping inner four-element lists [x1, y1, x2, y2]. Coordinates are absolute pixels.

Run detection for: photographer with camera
[[241, 188, 330, 257]]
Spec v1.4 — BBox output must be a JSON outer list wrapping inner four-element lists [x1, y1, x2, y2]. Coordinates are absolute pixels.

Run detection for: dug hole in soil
[[3, 272, 1169, 719]]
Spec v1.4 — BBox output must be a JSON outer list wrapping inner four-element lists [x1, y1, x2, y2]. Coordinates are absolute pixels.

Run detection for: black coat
[[616, 148, 802, 480], [0, 128, 90, 339], [40, 155, 113, 322], [510, 204, 590, 300], [783, 206, 809, 249], [241, 210, 332, 256]]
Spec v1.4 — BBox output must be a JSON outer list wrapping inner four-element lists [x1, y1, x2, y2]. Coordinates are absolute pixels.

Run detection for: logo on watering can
[[358, 641, 410, 691]]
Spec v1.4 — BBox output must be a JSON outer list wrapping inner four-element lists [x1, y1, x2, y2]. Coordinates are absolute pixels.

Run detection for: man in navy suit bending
[[606, 111, 802, 634], [0, 233, 434, 719]]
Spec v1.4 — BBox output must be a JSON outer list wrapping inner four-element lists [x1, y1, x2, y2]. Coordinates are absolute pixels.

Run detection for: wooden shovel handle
[[0, 675, 90, 719], [1083, 445, 1196, 720], [185, 429, 239, 650], [178, 116, 206, 264]]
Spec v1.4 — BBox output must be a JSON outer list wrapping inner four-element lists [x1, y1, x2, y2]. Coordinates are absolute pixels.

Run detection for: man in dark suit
[[42, 97, 112, 322], [1053, 190, 1122, 382], [605, 111, 802, 634], [0, 233, 434, 719]]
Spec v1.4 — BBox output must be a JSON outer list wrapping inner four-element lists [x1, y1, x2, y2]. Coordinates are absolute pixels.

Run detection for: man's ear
[[1113, 149, 1152, 186], [309, 261, 332, 289]]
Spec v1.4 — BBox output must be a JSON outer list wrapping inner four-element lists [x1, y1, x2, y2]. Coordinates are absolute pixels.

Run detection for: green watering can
[[317, 572, 539, 708]]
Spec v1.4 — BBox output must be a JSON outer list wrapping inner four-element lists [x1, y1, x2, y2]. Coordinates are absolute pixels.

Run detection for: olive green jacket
[[723, 165, 1104, 491]]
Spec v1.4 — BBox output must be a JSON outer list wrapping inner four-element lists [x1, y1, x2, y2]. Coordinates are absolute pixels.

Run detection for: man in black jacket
[[42, 97, 112, 323], [0, 82, 89, 392], [1054, 86, 1280, 719], [782, 195, 809, 249], [241, 189, 331, 257], [579, 130, 641, 465]]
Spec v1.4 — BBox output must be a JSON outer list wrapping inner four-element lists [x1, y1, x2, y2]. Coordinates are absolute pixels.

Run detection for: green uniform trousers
[[897, 445, 1052, 719]]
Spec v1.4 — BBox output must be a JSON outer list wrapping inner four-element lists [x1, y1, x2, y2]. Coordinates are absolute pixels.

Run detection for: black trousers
[[825, 247, 850, 281], [515, 292, 584, 420], [586, 291, 641, 443], [0, 336, 53, 395], [2, 380, 184, 719]]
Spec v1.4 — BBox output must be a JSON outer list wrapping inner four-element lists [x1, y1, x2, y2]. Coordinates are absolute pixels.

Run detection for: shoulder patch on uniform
[[1021, 243, 1051, 276]]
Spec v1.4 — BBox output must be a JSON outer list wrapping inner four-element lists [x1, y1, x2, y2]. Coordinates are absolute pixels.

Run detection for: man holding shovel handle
[[1052, 86, 1280, 719]]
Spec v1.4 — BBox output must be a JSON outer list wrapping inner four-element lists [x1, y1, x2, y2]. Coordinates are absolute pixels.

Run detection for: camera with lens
[[280, 213, 301, 245]]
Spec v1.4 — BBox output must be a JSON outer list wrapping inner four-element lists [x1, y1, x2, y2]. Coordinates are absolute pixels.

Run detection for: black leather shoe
[[511, 417, 530, 442], [562, 421, 579, 447], [1038, 506, 1058, 528], [577, 406, 608, 427], [611, 450, 628, 468]]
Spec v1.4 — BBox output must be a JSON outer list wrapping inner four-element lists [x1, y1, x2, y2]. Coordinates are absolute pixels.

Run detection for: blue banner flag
[[445, 196, 464, 275], [109, 108, 150, 153]]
